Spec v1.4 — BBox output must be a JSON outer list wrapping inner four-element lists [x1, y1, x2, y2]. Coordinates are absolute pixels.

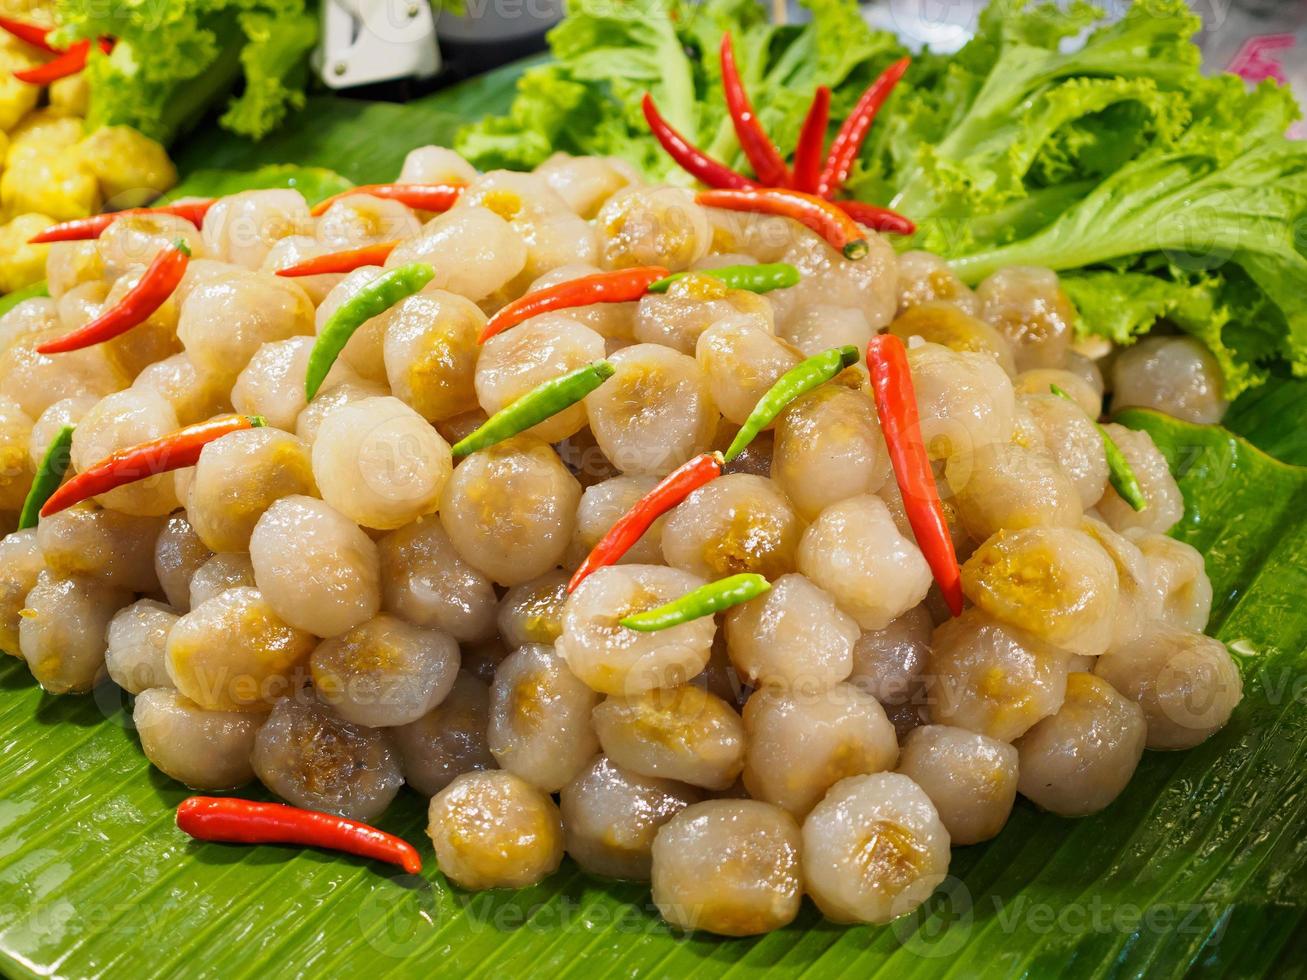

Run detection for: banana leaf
[[2, 63, 1307, 978]]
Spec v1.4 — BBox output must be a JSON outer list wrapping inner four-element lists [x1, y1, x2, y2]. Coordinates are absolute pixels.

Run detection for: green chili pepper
[[452, 360, 615, 458], [305, 263, 434, 400], [724, 345, 860, 462], [619, 573, 771, 632], [646, 263, 800, 295], [18, 423, 73, 530], [1050, 383, 1147, 512]]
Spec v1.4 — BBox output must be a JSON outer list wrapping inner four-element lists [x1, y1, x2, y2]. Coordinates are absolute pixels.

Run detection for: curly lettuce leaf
[[57, 0, 317, 142]]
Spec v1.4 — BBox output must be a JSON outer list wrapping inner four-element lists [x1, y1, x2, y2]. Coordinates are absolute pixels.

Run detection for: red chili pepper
[[696, 188, 869, 260], [818, 57, 910, 198], [720, 34, 790, 188], [309, 183, 464, 218], [40, 414, 263, 518], [13, 36, 112, 85], [792, 86, 831, 195], [28, 200, 215, 244], [480, 265, 669, 344], [275, 240, 399, 278], [38, 239, 190, 355], [833, 199, 916, 236], [568, 451, 724, 594], [176, 797, 422, 876], [642, 93, 757, 191], [0, 16, 57, 53], [865, 334, 963, 617]]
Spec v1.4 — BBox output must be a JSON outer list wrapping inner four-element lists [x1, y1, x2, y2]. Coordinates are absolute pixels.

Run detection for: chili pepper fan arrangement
[[642, 35, 915, 246]]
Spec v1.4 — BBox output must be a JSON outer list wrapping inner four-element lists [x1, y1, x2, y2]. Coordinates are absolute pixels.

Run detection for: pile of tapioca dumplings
[[0, 143, 1242, 934]]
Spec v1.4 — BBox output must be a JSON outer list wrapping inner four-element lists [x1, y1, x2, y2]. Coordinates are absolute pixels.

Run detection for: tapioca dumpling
[[315, 194, 421, 250], [475, 315, 605, 443], [596, 186, 712, 272], [593, 684, 745, 791], [534, 152, 638, 218], [106, 599, 178, 694], [310, 613, 460, 728], [906, 341, 1015, 462], [801, 772, 950, 924], [895, 251, 981, 317], [186, 427, 317, 553], [651, 800, 802, 936], [560, 755, 701, 880], [200, 189, 311, 268], [0, 305, 125, 419], [557, 564, 715, 696], [976, 266, 1076, 371], [178, 267, 315, 386], [847, 604, 933, 705], [188, 552, 256, 609], [252, 695, 404, 821], [797, 494, 932, 631], [134, 687, 261, 790], [1020, 392, 1109, 508], [742, 682, 898, 816], [391, 671, 497, 796], [896, 724, 1018, 844], [924, 608, 1070, 742], [724, 573, 859, 692], [20, 571, 132, 694], [397, 145, 478, 186], [1015, 672, 1147, 816], [660, 474, 802, 581], [944, 440, 1081, 542], [312, 266, 392, 383], [438, 436, 578, 586], [961, 526, 1119, 658], [427, 770, 564, 890], [1093, 622, 1242, 751], [68, 388, 180, 516], [496, 570, 570, 649], [770, 382, 891, 520], [312, 396, 452, 531], [249, 495, 381, 638], [1110, 335, 1228, 425], [381, 288, 485, 423], [37, 503, 164, 592], [583, 343, 717, 476], [132, 352, 232, 426], [570, 474, 666, 568], [378, 517, 498, 642], [232, 336, 358, 432], [488, 643, 600, 793], [0, 529, 44, 655], [385, 206, 527, 303], [1130, 530, 1213, 632], [1095, 424, 1184, 535], [694, 315, 799, 426], [165, 587, 316, 712], [887, 301, 1015, 376], [767, 226, 897, 336], [635, 275, 774, 355]]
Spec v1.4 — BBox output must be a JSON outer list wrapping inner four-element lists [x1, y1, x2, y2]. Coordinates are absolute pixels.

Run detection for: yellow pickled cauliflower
[[79, 126, 178, 209], [0, 40, 43, 131], [1, 152, 99, 221], [0, 212, 53, 292]]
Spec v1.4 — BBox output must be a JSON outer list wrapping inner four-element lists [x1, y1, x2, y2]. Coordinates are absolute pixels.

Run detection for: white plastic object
[[314, 0, 440, 89]]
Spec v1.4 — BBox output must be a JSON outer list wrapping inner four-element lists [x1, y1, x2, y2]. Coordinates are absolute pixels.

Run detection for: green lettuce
[[878, 0, 1307, 398], [56, 0, 319, 142], [462, 0, 1307, 398]]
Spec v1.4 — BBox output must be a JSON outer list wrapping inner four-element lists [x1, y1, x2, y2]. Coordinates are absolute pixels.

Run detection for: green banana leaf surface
[[1, 61, 1306, 980]]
